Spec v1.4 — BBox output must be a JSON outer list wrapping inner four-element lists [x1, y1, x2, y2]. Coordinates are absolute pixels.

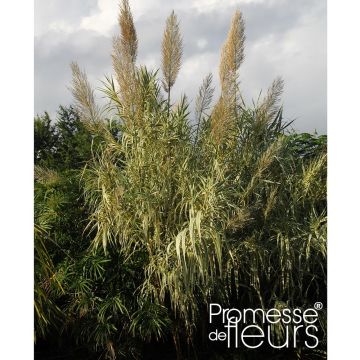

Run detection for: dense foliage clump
[[34, 1, 326, 359]]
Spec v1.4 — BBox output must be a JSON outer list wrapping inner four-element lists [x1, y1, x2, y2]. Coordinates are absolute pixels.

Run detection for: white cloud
[[79, 0, 180, 36], [35, 0, 97, 36], [80, 0, 118, 35], [191, 0, 266, 13], [48, 21, 75, 34]]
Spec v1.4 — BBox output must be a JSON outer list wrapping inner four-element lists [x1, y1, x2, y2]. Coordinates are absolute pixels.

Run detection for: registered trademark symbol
[[314, 302, 323, 310]]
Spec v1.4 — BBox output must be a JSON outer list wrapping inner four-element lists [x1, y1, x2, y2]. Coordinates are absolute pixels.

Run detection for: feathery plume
[[161, 11, 183, 108], [70, 61, 100, 123], [112, 0, 138, 116], [117, 0, 138, 63], [219, 10, 245, 98], [112, 35, 137, 110], [194, 73, 214, 143], [211, 10, 245, 144], [195, 73, 214, 122], [260, 76, 284, 121], [210, 97, 231, 144]]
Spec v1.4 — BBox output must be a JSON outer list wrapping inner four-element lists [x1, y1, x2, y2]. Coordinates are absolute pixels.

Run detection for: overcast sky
[[35, 0, 326, 134]]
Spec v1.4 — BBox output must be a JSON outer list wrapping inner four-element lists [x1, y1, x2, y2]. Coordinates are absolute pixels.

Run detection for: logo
[[208, 303, 323, 349]]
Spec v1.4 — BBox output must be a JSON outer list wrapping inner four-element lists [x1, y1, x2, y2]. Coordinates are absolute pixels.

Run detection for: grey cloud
[[35, 29, 112, 119], [35, 0, 98, 35]]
